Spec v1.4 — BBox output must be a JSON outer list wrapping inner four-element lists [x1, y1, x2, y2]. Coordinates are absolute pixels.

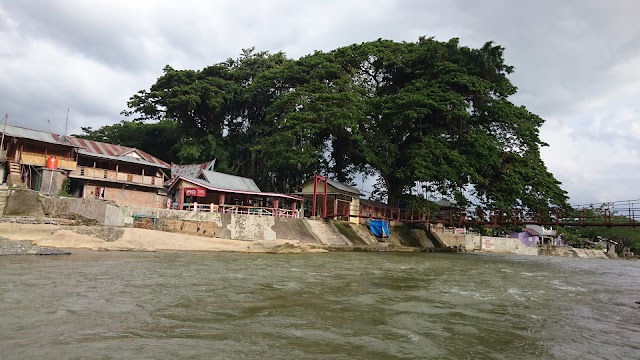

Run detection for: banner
[[184, 188, 206, 197]]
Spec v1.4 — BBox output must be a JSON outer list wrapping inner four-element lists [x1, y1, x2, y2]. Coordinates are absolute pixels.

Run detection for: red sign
[[184, 188, 206, 197]]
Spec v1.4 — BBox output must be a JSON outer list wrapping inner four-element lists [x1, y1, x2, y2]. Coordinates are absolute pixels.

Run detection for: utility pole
[[64, 108, 69, 136], [0, 114, 8, 159]]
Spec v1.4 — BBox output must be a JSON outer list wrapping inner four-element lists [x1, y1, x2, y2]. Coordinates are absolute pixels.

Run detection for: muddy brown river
[[1, 251, 639, 359]]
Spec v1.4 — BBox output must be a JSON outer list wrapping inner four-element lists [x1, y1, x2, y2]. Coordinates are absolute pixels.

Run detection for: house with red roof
[[1, 124, 170, 208], [65, 136, 170, 208]]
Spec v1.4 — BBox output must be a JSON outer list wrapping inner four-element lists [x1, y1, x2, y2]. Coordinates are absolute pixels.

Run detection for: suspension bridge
[[310, 176, 640, 227]]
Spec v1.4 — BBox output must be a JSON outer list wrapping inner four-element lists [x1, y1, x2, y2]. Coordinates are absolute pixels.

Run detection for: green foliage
[[58, 178, 71, 197], [78, 38, 567, 207], [560, 206, 640, 254]]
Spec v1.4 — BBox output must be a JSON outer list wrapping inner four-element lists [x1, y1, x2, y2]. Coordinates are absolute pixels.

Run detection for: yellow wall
[[21, 152, 77, 170], [301, 181, 330, 194], [300, 180, 361, 223], [349, 197, 360, 224]]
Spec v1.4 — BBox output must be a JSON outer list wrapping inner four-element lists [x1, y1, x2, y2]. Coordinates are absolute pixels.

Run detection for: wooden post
[[178, 187, 185, 211], [323, 176, 328, 218], [273, 199, 279, 217], [312, 175, 317, 218]]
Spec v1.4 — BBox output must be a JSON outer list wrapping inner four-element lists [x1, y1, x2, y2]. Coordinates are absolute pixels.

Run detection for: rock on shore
[[0, 238, 71, 255]]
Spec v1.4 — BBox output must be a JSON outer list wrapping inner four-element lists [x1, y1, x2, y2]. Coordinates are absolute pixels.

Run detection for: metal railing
[[169, 202, 300, 218], [324, 203, 640, 227]]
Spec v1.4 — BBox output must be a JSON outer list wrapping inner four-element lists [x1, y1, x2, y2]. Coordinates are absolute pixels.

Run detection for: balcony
[[20, 152, 77, 170], [69, 166, 164, 188]]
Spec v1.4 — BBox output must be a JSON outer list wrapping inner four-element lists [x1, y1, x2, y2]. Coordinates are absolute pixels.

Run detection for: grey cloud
[[1, 0, 639, 203]]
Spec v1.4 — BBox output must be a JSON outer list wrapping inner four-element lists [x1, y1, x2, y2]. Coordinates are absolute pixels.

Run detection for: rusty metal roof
[[0, 124, 169, 168], [64, 136, 169, 168]]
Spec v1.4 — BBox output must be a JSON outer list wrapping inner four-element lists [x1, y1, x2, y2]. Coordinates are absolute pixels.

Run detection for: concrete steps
[[303, 219, 351, 245], [572, 248, 609, 259]]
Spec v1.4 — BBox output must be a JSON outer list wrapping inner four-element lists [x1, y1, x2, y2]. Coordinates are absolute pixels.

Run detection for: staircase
[[303, 219, 352, 245], [572, 248, 609, 259], [6, 161, 23, 187], [0, 185, 9, 217]]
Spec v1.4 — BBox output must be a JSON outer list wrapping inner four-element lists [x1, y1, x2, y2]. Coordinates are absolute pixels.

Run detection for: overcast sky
[[1, 0, 638, 205]]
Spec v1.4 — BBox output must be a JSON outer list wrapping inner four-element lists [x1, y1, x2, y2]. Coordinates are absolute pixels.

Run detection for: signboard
[[184, 187, 206, 197], [482, 238, 496, 250]]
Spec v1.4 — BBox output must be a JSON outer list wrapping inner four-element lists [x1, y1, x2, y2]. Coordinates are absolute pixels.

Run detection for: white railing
[[169, 202, 300, 218]]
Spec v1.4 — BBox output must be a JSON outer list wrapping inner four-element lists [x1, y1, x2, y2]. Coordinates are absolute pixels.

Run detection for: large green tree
[[87, 37, 568, 208]]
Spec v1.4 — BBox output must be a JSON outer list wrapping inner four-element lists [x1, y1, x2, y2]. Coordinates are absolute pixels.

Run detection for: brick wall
[[84, 184, 165, 208]]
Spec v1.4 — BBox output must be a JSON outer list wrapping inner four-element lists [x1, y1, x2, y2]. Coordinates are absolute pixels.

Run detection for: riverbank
[[0, 222, 330, 254], [0, 238, 71, 255]]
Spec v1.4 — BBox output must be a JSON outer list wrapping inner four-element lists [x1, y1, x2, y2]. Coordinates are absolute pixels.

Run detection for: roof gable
[[170, 159, 216, 179], [64, 136, 169, 168], [296, 177, 362, 196], [119, 148, 144, 159]]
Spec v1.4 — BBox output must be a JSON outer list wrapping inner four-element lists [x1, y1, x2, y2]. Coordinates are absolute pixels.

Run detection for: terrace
[[69, 166, 164, 188]]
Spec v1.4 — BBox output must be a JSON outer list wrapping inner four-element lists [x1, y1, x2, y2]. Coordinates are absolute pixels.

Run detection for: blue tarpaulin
[[369, 219, 390, 238]]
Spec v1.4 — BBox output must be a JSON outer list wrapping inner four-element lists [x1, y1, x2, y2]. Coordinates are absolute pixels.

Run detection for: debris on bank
[[0, 238, 71, 256]]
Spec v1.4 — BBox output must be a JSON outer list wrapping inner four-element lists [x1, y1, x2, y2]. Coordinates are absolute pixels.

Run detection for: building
[[510, 225, 560, 247], [0, 124, 78, 189], [167, 162, 303, 218], [0, 124, 170, 208], [64, 137, 169, 208], [294, 176, 362, 223]]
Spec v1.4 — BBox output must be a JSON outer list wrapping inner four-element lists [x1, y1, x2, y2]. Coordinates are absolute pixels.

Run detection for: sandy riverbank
[[0, 223, 329, 254]]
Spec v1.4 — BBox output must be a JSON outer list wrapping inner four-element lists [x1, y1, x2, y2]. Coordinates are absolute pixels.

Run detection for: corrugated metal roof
[[326, 179, 362, 195], [65, 136, 169, 168], [172, 176, 303, 201], [0, 124, 169, 168], [200, 170, 261, 192], [77, 149, 169, 168], [295, 178, 363, 196], [1, 124, 77, 147], [171, 160, 216, 179]]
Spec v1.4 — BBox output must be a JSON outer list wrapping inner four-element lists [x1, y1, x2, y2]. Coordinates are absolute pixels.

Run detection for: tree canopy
[[77, 37, 568, 210]]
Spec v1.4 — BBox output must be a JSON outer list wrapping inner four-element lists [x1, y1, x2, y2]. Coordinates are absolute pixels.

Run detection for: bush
[[58, 178, 71, 197]]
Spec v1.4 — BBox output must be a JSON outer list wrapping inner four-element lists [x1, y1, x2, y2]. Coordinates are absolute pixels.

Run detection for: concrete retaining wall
[[433, 229, 538, 255], [3, 189, 123, 226], [41, 197, 124, 226], [121, 205, 317, 242]]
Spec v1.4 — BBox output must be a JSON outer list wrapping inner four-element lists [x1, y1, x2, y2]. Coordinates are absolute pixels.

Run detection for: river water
[[1, 251, 639, 359]]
